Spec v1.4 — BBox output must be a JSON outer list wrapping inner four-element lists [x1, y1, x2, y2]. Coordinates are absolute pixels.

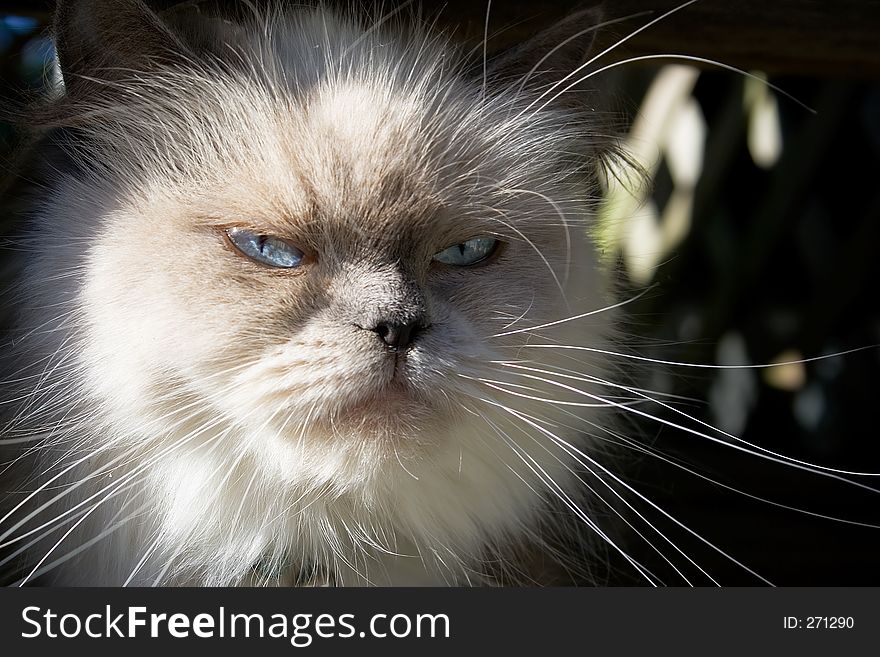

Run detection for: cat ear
[[54, 0, 189, 95], [486, 6, 605, 95]]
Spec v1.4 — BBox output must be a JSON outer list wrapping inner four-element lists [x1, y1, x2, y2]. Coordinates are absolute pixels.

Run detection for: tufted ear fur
[[54, 0, 190, 95], [487, 5, 605, 95]]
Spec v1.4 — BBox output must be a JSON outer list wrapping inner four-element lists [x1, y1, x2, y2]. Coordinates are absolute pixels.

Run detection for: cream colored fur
[[0, 2, 614, 586]]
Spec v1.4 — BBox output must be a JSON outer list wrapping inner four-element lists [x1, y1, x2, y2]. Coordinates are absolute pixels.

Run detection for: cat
[[4, 0, 874, 588], [0, 0, 630, 586]]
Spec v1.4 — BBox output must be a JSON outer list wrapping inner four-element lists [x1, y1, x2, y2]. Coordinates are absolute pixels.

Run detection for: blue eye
[[226, 228, 304, 268], [433, 237, 499, 266]]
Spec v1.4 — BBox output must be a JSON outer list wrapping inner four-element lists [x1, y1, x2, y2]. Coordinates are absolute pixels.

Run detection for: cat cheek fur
[[1, 1, 615, 585]]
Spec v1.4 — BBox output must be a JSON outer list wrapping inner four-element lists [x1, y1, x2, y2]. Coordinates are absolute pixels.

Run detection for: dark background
[[1, 1, 878, 586]]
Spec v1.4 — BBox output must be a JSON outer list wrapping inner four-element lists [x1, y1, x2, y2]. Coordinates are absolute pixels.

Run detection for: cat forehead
[[169, 89, 564, 251], [184, 80, 501, 236], [91, 14, 579, 238], [251, 86, 442, 232], [310, 82, 413, 146], [302, 81, 435, 186]]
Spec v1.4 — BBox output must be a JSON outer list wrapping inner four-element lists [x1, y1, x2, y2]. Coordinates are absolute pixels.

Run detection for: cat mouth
[[335, 379, 416, 420], [335, 355, 426, 417], [378, 343, 412, 381], [390, 352, 407, 380]]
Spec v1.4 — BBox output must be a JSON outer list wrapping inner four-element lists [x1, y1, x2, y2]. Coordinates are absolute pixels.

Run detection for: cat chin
[[35, 391, 587, 586]]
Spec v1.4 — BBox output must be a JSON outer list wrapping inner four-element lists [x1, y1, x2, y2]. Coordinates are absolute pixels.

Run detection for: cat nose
[[371, 320, 424, 351]]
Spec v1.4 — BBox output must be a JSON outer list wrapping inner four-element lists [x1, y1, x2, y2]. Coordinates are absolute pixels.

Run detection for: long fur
[[0, 1, 619, 586]]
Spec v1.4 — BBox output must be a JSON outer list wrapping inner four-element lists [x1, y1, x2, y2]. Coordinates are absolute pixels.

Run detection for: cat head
[[29, 0, 614, 513]]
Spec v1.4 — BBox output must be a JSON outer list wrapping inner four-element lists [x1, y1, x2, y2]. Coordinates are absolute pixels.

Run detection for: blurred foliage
[[597, 63, 880, 583], [601, 65, 880, 459]]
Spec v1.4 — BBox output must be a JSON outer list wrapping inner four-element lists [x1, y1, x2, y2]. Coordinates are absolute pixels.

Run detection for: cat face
[[4, 1, 614, 584], [33, 9, 607, 490], [74, 74, 601, 472]]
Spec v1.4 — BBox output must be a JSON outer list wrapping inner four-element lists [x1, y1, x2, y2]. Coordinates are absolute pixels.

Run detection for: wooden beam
[[415, 0, 880, 78], [1, 0, 878, 78]]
